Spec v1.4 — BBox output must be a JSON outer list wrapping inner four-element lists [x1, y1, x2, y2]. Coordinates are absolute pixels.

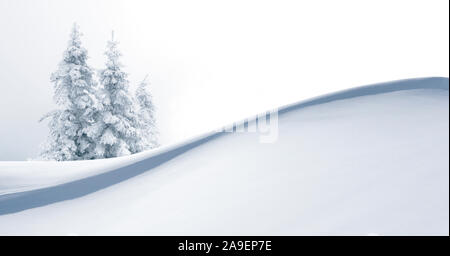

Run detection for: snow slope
[[0, 77, 448, 235]]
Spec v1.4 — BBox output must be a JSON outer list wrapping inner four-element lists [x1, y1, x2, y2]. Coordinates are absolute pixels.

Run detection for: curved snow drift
[[0, 77, 448, 235]]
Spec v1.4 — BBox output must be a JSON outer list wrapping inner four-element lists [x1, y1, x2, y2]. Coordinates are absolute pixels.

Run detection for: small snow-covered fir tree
[[135, 75, 159, 151], [96, 32, 141, 158], [40, 23, 102, 161]]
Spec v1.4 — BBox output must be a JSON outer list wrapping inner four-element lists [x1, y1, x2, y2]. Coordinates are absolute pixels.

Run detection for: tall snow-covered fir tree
[[95, 32, 141, 158], [135, 75, 159, 151], [39, 23, 102, 161]]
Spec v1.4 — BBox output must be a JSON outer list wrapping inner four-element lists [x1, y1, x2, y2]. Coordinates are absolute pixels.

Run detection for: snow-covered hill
[[0, 77, 448, 235]]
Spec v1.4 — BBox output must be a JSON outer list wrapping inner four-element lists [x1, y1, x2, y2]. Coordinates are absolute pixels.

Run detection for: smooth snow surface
[[0, 77, 448, 235]]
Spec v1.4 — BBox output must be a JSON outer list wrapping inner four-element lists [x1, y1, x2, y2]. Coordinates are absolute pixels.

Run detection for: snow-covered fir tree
[[135, 75, 159, 151], [39, 23, 102, 161], [95, 32, 141, 158]]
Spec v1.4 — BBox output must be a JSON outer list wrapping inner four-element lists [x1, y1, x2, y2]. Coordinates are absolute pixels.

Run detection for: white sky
[[0, 0, 448, 160]]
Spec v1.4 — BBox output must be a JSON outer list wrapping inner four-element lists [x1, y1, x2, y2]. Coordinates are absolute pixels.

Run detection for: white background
[[0, 0, 448, 160]]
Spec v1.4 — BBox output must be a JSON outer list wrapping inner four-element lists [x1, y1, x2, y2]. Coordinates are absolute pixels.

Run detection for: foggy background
[[0, 0, 448, 160]]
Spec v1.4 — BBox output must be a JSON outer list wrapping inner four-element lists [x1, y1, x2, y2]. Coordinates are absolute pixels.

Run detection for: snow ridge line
[[0, 77, 448, 215]]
